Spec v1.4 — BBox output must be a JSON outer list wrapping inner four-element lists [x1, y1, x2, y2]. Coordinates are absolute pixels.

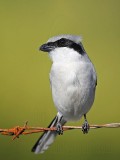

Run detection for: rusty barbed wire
[[0, 121, 120, 140]]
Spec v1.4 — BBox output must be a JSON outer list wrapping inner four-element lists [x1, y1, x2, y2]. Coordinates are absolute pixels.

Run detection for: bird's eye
[[60, 38, 65, 43], [58, 38, 66, 46]]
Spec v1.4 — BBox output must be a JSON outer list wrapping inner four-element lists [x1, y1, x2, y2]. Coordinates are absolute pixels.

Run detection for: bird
[[32, 34, 97, 154]]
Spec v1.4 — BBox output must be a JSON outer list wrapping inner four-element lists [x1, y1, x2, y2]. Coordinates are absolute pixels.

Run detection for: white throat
[[49, 47, 83, 63]]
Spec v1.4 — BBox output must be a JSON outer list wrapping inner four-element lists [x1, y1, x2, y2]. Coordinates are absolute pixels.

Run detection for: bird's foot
[[56, 122, 63, 135], [82, 120, 90, 134]]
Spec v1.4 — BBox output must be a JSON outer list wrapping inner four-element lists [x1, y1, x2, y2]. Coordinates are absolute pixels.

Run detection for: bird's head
[[39, 35, 86, 62]]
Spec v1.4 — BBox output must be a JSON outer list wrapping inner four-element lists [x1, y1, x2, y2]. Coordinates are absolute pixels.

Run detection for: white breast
[[50, 59, 97, 121]]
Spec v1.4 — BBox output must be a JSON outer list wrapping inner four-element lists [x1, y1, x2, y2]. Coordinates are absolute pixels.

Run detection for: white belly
[[50, 62, 96, 121]]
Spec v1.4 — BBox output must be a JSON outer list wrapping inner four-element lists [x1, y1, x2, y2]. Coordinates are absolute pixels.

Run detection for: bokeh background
[[0, 0, 120, 159]]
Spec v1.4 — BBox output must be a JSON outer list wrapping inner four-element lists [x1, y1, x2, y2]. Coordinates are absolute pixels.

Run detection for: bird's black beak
[[39, 43, 55, 52]]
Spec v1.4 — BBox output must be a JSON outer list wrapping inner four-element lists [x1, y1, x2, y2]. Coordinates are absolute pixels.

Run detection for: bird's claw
[[56, 123, 63, 135], [82, 120, 89, 134]]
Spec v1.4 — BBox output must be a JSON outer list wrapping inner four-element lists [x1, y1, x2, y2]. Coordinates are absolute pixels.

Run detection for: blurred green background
[[0, 0, 120, 159]]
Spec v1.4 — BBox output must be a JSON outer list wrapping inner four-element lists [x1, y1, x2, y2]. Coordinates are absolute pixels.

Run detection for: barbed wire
[[0, 121, 120, 140]]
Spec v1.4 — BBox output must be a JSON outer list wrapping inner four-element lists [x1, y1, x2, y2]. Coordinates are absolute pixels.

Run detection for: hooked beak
[[39, 43, 55, 52]]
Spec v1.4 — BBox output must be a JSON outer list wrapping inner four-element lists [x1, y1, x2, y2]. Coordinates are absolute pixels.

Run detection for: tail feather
[[32, 113, 66, 154]]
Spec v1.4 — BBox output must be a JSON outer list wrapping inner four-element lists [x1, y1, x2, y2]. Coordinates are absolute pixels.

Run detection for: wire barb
[[0, 122, 120, 140]]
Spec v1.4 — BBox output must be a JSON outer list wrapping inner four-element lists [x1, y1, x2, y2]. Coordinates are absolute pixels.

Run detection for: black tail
[[32, 113, 66, 154]]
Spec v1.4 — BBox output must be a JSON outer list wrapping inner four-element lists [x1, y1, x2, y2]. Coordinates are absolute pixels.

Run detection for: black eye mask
[[54, 38, 85, 55]]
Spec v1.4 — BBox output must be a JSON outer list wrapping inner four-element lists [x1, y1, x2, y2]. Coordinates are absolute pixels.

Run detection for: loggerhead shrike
[[32, 35, 97, 154]]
